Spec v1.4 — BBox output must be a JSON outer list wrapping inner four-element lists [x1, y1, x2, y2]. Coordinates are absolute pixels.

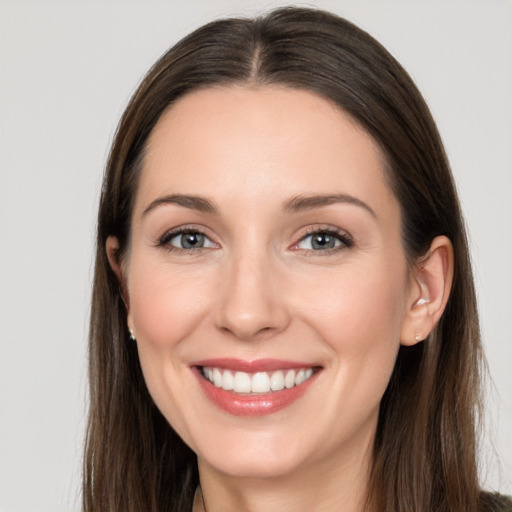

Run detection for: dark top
[[481, 492, 512, 511]]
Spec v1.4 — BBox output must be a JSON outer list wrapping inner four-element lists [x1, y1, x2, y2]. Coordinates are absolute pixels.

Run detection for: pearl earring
[[129, 328, 136, 341]]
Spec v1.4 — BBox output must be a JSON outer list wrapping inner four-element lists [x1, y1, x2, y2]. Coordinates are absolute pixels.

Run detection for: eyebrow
[[142, 192, 376, 218], [283, 194, 377, 218], [142, 194, 217, 216]]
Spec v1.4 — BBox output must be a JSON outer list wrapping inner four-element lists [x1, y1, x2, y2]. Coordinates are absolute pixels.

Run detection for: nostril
[[219, 323, 280, 341]]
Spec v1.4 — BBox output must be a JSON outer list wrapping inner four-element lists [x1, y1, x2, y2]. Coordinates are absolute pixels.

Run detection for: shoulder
[[480, 491, 512, 512]]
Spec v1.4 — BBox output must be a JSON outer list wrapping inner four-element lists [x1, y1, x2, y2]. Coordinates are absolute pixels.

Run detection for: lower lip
[[194, 368, 319, 417]]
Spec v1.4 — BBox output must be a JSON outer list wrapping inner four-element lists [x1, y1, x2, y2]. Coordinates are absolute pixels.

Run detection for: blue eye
[[296, 230, 352, 251], [162, 230, 216, 250]]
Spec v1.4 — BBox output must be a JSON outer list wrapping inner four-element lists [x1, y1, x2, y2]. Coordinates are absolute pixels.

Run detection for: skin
[[107, 86, 453, 512]]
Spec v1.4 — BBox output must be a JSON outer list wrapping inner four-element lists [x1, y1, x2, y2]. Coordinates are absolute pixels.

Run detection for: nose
[[215, 251, 291, 341]]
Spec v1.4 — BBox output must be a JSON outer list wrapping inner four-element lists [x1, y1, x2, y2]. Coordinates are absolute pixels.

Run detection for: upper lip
[[190, 358, 319, 373]]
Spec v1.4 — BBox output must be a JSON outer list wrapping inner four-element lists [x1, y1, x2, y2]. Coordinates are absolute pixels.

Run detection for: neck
[[194, 433, 374, 512]]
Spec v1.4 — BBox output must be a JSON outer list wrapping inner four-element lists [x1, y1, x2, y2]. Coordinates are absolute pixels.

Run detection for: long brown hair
[[84, 7, 495, 511]]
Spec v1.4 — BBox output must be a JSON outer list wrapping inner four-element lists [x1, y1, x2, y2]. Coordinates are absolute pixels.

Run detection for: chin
[[193, 425, 317, 479], [199, 450, 304, 480]]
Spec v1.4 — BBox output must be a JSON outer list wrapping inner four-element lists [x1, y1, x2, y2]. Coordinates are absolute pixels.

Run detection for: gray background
[[0, 1, 510, 510]]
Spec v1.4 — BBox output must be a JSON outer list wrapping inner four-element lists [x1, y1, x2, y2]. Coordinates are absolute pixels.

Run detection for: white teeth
[[203, 366, 315, 394], [270, 370, 285, 391], [251, 372, 270, 393], [233, 371, 252, 393], [285, 369, 295, 389], [295, 369, 306, 385], [221, 370, 234, 390], [213, 368, 223, 388]]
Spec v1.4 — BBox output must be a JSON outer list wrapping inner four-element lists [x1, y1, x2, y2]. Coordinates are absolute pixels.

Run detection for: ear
[[400, 236, 454, 346], [106, 236, 131, 315]]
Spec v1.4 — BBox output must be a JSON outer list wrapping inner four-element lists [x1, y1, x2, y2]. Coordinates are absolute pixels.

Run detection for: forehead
[[137, 86, 396, 218]]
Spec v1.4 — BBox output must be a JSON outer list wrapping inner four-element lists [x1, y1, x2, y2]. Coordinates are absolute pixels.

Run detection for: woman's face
[[122, 86, 417, 479]]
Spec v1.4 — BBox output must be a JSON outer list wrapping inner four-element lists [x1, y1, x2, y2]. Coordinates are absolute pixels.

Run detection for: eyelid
[[290, 225, 354, 252], [156, 224, 219, 251], [154, 223, 353, 254]]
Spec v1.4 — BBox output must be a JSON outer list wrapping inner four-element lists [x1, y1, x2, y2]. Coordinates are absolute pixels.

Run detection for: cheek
[[295, 258, 408, 395], [127, 257, 216, 348], [300, 262, 406, 341], [125, 256, 220, 442]]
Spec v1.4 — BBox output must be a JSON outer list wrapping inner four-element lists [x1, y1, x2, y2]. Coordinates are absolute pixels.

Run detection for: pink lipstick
[[191, 359, 320, 416]]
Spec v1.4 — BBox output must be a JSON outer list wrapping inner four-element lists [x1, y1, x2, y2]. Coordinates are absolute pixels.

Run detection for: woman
[[83, 7, 510, 512]]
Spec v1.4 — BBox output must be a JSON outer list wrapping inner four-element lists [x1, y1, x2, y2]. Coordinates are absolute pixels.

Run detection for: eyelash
[[156, 226, 216, 253], [292, 227, 354, 254], [156, 226, 354, 254]]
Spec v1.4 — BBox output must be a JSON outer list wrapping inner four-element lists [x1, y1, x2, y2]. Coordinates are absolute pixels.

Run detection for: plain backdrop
[[0, 1, 511, 510]]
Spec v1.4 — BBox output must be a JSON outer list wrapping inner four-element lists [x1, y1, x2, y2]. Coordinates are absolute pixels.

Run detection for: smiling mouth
[[201, 366, 317, 395], [193, 360, 322, 416]]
